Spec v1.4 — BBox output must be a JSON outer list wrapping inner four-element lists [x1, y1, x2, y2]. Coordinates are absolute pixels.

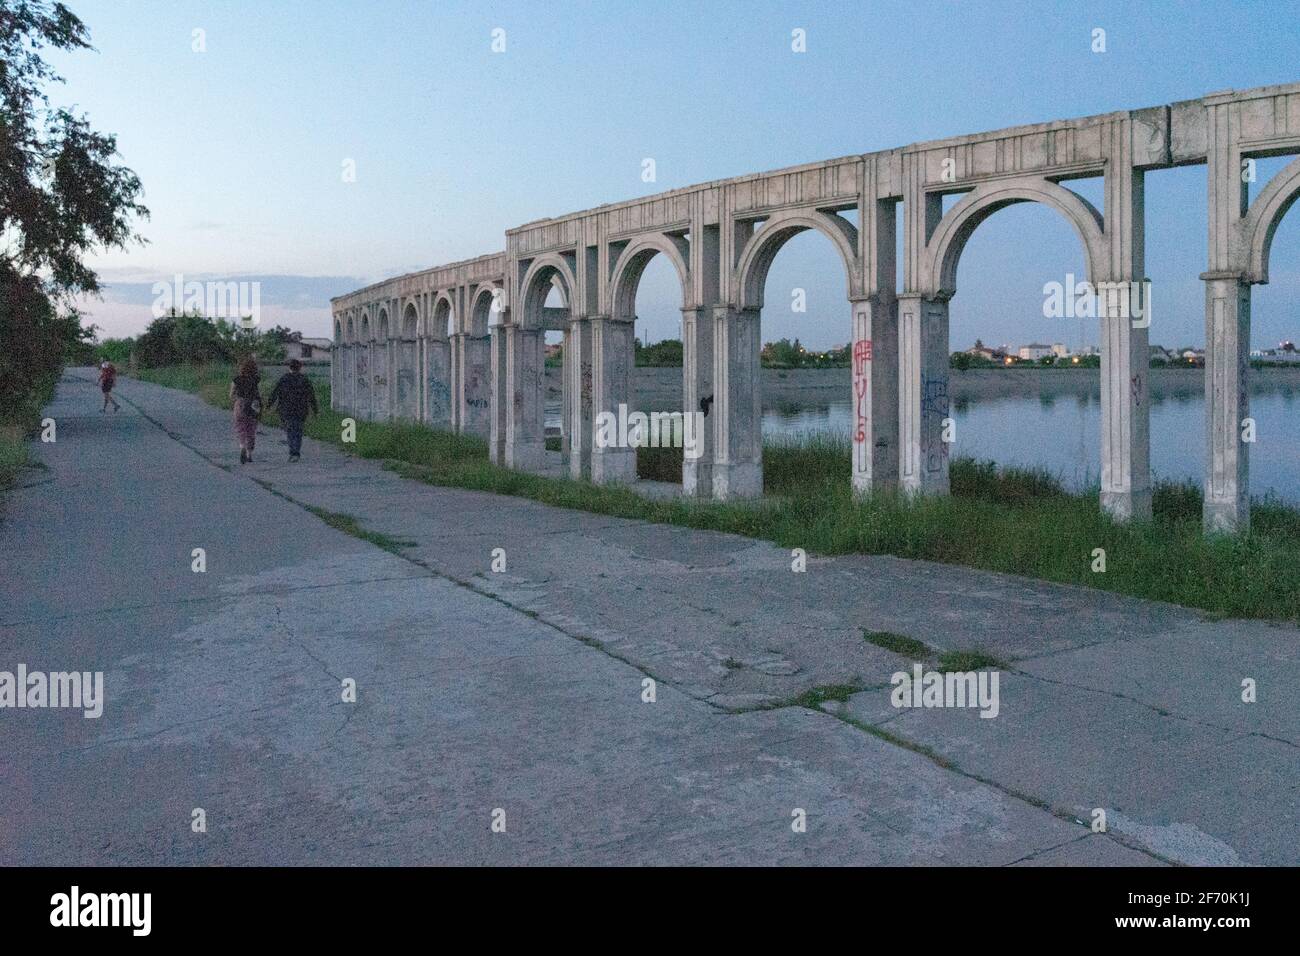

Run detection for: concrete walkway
[[1, 370, 1294, 865]]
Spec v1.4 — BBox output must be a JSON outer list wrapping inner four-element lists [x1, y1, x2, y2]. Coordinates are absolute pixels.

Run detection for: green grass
[[133, 362, 1300, 622], [935, 650, 1008, 672], [0, 426, 28, 493], [0, 373, 59, 501], [302, 505, 417, 554], [862, 630, 931, 659]]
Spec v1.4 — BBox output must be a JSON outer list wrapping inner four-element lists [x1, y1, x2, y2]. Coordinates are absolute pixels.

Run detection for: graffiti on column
[[852, 339, 872, 446], [1130, 372, 1143, 407], [920, 373, 949, 473], [580, 361, 593, 415]]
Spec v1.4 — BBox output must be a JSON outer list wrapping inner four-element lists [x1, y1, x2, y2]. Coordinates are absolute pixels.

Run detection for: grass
[[0, 373, 59, 502], [132, 362, 1300, 623], [935, 650, 1009, 672], [302, 505, 417, 554], [862, 630, 931, 659]]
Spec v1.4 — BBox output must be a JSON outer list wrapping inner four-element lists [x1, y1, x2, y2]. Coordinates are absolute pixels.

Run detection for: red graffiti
[[852, 339, 872, 444]]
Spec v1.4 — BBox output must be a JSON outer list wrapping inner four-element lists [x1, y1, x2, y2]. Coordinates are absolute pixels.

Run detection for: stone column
[[463, 333, 492, 439], [342, 345, 354, 414], [565, 317, 593, 480], [711, 306, 762, 499], [356, 343, 371, 420], [897, 293, 950, 495], [1201, 273, 1251, 533], [590, 314, 636, 484], [424, 338, 452, 428], [850, 294, 899, 497], [447, 332, 465, 431], [1098, 282, 1152, 521], [504, 325, 544, 471], [489, 326, 508, 464], [681, 306, 714, 496], [330, 346, 339, 411]]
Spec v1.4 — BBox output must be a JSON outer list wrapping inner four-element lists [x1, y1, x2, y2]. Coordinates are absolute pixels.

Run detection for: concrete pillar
[[355, 343, 371, 420], [897, 294, 950, 495], [565, 317, 593, 480], [1202, 274, 1251, 533], [371, 341, 391, 421], [1098, 289, 1152, 521], [330, 346, 339, 411], [462, 333, 492, 439], [681, 306, 714, 496], [504, 325, 544, 470], [341, 345, 354, 414], [489, 326, 508, 464], [424, 338, 452, 428], [850, 294, 899, 497], [590, 315, 636, 484], [711, 306, 762, 499], [396, 339, 419, 420], [447, 332, 464, 431]]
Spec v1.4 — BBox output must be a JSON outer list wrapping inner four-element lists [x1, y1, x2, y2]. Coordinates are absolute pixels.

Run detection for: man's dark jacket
[[268, 371, 319, 420]]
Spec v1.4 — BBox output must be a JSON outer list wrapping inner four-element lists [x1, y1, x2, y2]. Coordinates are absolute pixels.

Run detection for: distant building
[[1018, 343, 1054, 361], [284, 337, 333, 363], [1251, 341, 1300, 364], [1051, 343, 1070, 358], [1150, 345, 1176, 364]]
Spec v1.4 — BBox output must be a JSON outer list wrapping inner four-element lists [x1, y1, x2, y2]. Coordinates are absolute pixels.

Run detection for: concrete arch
[[359, 312, 372, 341], [519, 253, 577, 328], [1243, 155, 1300, 284], [469, 284, 500, 337], [401, 301, 418, 339], [334, 318, 342, 343], [924, 179, 1105, 297], [735, 209, 860, 310], [345, 316, 355, 342], [431, 292, 455, 341], [377, 308, 391, 340], [609, 233, 692, 319]]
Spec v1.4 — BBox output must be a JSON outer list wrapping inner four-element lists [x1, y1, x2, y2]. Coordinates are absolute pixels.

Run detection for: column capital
[[1199, 269, 1250, 283]]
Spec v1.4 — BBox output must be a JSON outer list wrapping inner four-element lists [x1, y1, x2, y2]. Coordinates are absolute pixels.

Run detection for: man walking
[[267, 359, 319, 461]]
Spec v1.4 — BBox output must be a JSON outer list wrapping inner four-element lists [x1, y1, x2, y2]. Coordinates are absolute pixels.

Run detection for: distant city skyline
[[53, 0, 1300, 350]]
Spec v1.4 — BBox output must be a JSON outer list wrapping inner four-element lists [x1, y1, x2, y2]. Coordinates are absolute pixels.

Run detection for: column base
[[1203, 497, 1249, 535], [505, 439, 545, 473], [683, 460, 712, 498], [1101, 488, 1153, 523], [712, 461, 762, 500], [592, 448, 636, 485]]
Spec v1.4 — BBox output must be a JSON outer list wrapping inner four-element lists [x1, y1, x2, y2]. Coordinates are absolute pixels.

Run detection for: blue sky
[[52, 0, 1300, 349]]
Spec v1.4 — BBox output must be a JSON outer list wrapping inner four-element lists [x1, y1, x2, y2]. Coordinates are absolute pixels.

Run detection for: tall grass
[[133, 363, 1300, 621], [0, 372, 59, 497]]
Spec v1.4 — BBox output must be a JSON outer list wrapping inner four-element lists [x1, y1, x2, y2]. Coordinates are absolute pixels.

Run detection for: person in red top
[[98, 361, 120, 412]]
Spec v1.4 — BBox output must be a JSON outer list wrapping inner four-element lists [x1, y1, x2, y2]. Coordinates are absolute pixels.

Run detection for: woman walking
[[229, 356, 262, 464], [98, 361, 120, 412]]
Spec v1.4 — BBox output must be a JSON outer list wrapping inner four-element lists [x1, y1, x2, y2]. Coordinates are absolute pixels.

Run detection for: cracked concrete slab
[[7, 370, 1291, 866]]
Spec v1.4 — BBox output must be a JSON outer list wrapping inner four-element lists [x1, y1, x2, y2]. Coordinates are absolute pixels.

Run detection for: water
[[763, 391, 1300, 503], [544, 388, 1299, 501]]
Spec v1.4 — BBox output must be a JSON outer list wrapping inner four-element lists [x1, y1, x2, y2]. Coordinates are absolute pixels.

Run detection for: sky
[[46, 0, 1300, 350]]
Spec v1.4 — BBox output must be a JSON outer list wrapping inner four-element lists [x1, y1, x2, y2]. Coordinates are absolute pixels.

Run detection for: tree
[[1, 1, 148, 421]]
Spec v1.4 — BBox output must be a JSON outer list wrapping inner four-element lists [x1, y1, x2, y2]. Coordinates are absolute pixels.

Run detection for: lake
[[762, 390, 1300, 503], [542, 367, 1300, 503]]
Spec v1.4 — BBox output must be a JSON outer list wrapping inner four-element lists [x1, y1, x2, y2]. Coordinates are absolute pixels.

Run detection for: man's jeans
[[284, 416, 305, 456]]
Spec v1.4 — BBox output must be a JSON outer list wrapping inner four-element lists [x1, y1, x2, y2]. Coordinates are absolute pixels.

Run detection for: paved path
[[1, 370, 1294, 865]]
